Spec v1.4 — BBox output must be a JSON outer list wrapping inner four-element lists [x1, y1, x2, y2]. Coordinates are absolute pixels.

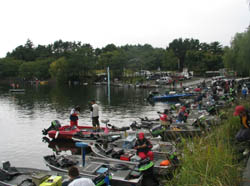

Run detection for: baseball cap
[[234, 105, 245, 116]]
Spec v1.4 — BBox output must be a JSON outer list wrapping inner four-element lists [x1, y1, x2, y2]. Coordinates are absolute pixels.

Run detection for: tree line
[[224, 26, 250, 77], [0, 37, 235, 83]]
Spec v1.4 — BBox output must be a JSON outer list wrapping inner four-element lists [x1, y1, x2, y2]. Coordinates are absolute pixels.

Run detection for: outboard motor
[[42, 120, 61, 135], [138, 158, 159, 186], [130, 121, 141, 131]]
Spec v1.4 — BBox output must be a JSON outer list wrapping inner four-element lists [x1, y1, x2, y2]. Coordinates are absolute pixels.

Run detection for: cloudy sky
[[0, 0, 249, 57]]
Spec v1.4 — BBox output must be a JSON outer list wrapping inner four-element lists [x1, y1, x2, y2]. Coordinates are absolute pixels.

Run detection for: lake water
[[0, 83, 171, 169]]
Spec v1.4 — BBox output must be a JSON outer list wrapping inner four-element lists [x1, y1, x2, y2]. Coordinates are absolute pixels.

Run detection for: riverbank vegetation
[[165, 100, 250, 186]]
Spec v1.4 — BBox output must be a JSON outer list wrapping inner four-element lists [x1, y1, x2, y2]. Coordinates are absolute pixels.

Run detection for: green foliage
[[49, 57, 69, 82], [19, 58, 53, 80], [167, 38, 224, 72], [166, 109, 242, 186], [67, 44, 95, 81], [7, 39, 38, 61], [0, 58, 24, 78], [223, 28, 250, 76], [162, 49, 178, 71], [1, 38, 225, 83]]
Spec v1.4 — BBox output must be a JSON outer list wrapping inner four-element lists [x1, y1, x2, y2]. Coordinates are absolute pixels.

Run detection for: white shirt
[[68, 178, 95, 186], [91, 103, 99, 117], [70, 108, 79, 115]]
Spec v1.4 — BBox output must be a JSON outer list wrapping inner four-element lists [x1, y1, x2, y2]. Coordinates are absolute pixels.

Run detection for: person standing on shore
[[234, 105, 250, 142], [242, 84, 248, 99], [90, 100, 100, 131]]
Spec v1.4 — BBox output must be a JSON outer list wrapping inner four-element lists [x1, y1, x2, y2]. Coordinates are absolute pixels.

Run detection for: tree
[[98, 49, 127, 79], [0, 58, 23, 78], [49, 57, 69, 82], [7, 39, 37, 61], [67, 44, 95, 81], [167, 38, 201, 71], [162, 49, 178, 71], [223, 29, 250, 76]]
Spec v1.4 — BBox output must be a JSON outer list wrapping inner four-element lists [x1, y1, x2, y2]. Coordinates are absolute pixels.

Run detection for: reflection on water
[[42, 137, 83, 155], [0, 83, 169, 169]]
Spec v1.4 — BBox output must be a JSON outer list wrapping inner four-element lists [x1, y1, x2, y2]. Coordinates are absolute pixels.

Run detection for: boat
[[97, 134, 177, 155], [150, 124, 202, 141], [40, 81, 48, 85], [43, 124, 105, 140], [44, 154, 144, 185], [42, 137, 84, 155], [0, 161, 108, 186], [72, 122, 154, 145], [9, 89, 25, 93], [148, 93, 194, 102], [72, 130, 134, 144], [89, 141, 178, 176], [42, 120, 130, 140]]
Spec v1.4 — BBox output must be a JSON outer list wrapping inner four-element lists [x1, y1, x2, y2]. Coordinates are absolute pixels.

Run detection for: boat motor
[[42, 120, 61, 135]]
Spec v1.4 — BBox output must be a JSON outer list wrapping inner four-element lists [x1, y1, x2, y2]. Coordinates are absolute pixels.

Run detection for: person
[[202, 79, 206, 88], [90, 100, 100, 131], [177, 106, 188, 123], [134, 132, 154, 161], [234, 105, 250, 142], [70, 106, 80, 128], [172, 79, 176, 90], [242, 84, 248, 99], [62, 166, 95, 186], [159, 109, 172, 127]]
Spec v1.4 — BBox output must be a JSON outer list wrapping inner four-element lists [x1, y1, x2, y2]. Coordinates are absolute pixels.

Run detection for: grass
[[164, 101, 249, 186]]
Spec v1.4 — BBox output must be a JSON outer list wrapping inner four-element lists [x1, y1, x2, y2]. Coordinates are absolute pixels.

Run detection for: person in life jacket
[[177, 106, 188, 123], [134, 132, 154, 161], [159, 109, 172, 127], [234, 105, 250, 129], [234, 105, 250, 142], [70, 106, 80, 128]]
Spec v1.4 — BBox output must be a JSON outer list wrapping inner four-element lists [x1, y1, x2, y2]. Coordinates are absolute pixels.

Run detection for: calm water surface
[[0, 83, 170, 169]]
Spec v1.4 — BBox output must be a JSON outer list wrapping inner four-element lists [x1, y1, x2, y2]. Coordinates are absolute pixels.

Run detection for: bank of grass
[[165, 103, 249, 186]]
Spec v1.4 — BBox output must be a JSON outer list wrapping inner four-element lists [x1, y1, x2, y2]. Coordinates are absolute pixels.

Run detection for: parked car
[[156, 76, 172, 84]]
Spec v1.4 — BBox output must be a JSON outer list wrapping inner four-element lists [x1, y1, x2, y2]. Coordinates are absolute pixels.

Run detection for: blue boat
[[148, 92, 194, 102]]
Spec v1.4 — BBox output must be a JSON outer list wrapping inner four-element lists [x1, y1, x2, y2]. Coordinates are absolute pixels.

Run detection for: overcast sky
[[0, 0, 249, 57]]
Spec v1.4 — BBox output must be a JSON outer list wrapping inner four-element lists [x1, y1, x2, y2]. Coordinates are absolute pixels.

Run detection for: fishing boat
[[96, 134, 177, 155], [150, 124, 202, 141], [42, 137, 85, 155], [147, 90, 194, 102], [0, 161, 108, 186], [88, 141, 178, 176], [44, 154, 143, 185], [42, 120, 130, 140], [9, 89, 25, 93]]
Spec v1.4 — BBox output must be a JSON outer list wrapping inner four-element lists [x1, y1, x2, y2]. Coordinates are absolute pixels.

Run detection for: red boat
[[42, 120, 129, 140]]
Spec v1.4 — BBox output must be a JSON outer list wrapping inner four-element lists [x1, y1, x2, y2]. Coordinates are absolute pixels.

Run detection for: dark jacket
[[135, 138, 152, 153]]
